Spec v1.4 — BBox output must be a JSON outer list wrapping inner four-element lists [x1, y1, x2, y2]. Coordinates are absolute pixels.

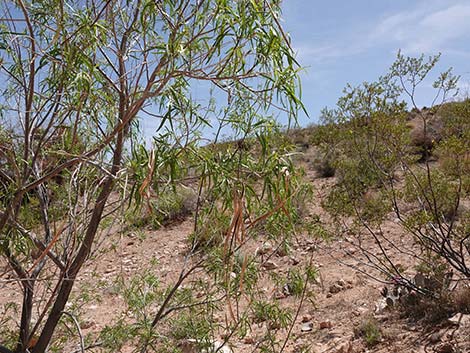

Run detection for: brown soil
[[1, 165, 469, 353]]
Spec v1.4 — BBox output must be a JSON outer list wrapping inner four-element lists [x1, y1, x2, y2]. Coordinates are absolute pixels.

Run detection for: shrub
[[354, 317, 382, 347], [408, 112, 443, 161], [312, 154, 336, 178], [188, 207, 231, 250], [127, 186, 197, 230], [398, 292, 452, 325], [453, 286, 470, 314], [251, 300, 292, 329], [319, 52, 470, 289]]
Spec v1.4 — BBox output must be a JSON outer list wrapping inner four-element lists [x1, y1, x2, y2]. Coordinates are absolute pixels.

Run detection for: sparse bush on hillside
[[315, 52, 470, 322], [312, 154, 336, 178], [408, 109, 444, 162], [354, 316, 382, 347]]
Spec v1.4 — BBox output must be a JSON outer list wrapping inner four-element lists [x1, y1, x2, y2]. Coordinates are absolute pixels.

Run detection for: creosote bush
[[314, 52, 470, 322]]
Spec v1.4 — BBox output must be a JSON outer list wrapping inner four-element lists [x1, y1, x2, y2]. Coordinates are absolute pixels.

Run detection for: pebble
[[255, 242, 273, 256], [243, 337, 255, 344], [289, 256, 300, 265], [301, 322, 314, 332], [262, 260, 278, 270], [104, 267, 116, 274], [329, 283, 343, 294], [335, 341, 353, 353], [435, 342, 454, 353], [319, 321, 333, 329], [448, 313, 470, 326], [429, 331, 443, 343], [81, 320, 95, 329]]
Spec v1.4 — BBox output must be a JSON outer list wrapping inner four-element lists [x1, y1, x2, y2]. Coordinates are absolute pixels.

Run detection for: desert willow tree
[[0, 1, 305, 352]]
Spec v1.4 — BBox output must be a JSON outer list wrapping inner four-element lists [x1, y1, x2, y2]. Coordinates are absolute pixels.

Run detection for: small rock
[[301, 322, 313, 332], [435, 342, 454, 353], [211, 340, 232, 353], [262, 260, 278, 270], [429, 331, 443, 343], [243, 337, 255, 344], [335, 342, 353, 353], [329, 283, 343, 294], [81, 320, 95, 329], [448, 313, 470, 326], [289, 257, 300, 265], [319, 321, 332, 330], [104, 267, 116, 274], [268, 321, 281, 330], [255, 242, 273, 256]]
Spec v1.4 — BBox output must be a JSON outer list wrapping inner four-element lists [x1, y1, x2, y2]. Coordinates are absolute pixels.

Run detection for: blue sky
[[141, 1, 470, 142], [282, 0, 470, 125]]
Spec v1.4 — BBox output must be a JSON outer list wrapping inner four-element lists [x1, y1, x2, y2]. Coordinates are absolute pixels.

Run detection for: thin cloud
[[293, 44, 343, 64], [294, 2, 470, 65], [371, 3, 470, 54]]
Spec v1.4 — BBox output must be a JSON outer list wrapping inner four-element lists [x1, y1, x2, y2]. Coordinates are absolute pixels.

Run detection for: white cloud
[[293, 44, 343, 64], [294, 2, 470, 65], [371, 3, 470, 54]]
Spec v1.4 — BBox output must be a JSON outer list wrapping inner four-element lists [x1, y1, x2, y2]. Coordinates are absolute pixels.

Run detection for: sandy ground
[[1, 170, 469, 353]]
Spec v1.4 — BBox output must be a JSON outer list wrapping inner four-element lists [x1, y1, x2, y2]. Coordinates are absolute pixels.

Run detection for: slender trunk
[[32, 127, 125, 353], [16, 281, 34, 353], [31, 176, 114, 353]]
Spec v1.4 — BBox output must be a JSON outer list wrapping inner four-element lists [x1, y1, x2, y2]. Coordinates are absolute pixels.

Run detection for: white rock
[[374, 298, 388, 313], [301, 322, 314, 332], [448, 313, 470, 326], [255, 242, 273, 256], [182, 339, 233, 353], [262, 260, 278, 270], [208, 341, 232, 353]]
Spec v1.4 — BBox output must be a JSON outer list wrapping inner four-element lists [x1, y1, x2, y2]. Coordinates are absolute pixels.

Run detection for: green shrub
[[126, 186, 197, 230], [319, 52, 470, 287], [251, 300, 292, 329], [312, 154, 336, 178], [354, 317, 382, 347]]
